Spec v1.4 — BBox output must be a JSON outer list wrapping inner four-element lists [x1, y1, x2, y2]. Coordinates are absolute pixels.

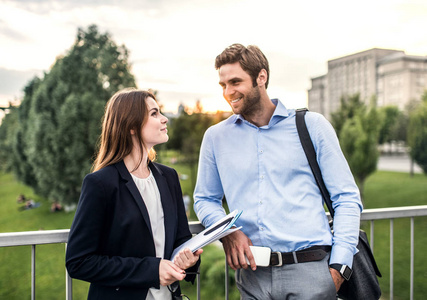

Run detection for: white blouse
[[131, 170, 170, 300]]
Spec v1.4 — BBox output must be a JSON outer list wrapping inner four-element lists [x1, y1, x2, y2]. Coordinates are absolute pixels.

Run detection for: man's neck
[[243, 95, 276, 127]]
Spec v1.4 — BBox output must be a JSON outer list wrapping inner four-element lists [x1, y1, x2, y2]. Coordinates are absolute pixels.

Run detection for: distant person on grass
[[16, 194, 26, 203], [50, 201, 62, 212]]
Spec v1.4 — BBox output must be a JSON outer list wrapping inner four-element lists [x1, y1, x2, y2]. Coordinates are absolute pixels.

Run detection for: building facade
[[308, 48, 427, 119]]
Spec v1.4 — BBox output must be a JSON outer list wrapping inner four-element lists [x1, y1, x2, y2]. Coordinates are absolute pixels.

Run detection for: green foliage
[[0, 78, 42, 188], [332, 95, 381, 200], [340, 116, 378, 186], [0, 107, 19, 171], [0, 25, 136, 204], [378, 106, 406, 144], [180, 244, 240, 300], [392, 111, 409, 143], [167, 105, 228, 190], [168, 108, 215, 157], [408, 91, 427, 174], [331, 93, 366, 137]]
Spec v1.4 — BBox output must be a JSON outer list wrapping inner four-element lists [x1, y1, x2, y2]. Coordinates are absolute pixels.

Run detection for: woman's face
[[141, 97, 169, 149]]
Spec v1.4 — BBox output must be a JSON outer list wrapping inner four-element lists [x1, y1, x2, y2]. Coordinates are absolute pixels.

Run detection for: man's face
[[218, 62, 261, 117]]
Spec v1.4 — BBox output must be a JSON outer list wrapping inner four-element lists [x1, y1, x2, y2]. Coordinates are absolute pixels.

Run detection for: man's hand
[[159, 259, 186, 286], [221, 230, 256, 271], [329, 267, 345, 292]]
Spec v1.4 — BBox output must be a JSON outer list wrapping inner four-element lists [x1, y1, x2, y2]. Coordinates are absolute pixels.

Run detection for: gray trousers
[[235, 253, 336, 300]]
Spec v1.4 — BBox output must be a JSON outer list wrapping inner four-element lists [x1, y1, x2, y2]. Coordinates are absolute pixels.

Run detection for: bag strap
[[295, 108, 335, 219]]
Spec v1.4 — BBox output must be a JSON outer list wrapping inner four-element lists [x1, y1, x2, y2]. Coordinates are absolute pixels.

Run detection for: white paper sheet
[[171, 210, 243, 262]]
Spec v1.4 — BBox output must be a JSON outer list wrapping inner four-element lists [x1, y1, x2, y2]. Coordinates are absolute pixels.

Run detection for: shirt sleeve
[[193, 127, 228, 228], [308, 112, 363, 268]]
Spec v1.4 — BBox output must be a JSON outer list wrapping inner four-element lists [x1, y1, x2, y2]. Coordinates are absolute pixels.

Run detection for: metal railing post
[[225, 258, 229, 300], [65, 244, 73, 300], [410, 217, 414, 300], [390, 219, 394, 300], [196, 272, 200, 300], [31, 244, 36, 300]]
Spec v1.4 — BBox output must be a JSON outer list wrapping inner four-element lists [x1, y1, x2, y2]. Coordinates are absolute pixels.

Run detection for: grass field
[[1, 168, 426, 299], [362, 171, 427, 299]]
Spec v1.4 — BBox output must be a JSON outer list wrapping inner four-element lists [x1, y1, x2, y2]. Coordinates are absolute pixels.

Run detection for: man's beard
[[238, 86, 262, 119]]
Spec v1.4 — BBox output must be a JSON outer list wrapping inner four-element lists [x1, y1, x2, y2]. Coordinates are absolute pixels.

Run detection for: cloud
[[1, 0, 427, 112], [0, 67, 42, 94], [0, 68, 43, 106], [0, 19, 32, 42]]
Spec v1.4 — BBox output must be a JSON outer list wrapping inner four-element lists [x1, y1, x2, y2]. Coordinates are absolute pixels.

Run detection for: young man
[[194, 44, 362, 299]]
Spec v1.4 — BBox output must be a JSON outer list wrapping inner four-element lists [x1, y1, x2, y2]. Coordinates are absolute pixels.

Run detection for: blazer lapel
[[150, 162, 176, 258], [115, 161, 153, 238]]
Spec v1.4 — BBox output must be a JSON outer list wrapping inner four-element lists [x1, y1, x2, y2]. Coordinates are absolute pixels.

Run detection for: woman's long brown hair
[[92, 88, 156, 172]]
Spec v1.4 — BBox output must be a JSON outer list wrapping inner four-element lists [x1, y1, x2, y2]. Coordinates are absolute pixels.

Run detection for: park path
[[377, 154, 422, 174]]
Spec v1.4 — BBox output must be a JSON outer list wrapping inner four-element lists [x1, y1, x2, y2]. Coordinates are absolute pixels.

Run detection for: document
[[171, 210, 242, 262]]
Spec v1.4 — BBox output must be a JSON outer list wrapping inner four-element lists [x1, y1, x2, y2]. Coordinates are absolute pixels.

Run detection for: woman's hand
[[173, 248, 203, 270], [159, 259, 186, 286]]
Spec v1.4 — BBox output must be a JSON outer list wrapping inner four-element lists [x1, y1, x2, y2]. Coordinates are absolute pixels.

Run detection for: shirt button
[[260, 227, 264, 231], [260, 150, 263, 153]]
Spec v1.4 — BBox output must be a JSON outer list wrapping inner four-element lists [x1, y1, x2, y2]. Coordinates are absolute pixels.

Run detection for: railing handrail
[[0, 229, 69, 247], [0, 224, 206, 247], [360, 205, 427, 220], [1, 205, 427, 300], [1, 205, 427, 247]]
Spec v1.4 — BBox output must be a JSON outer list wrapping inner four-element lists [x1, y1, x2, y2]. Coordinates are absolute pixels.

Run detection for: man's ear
[[257, 69, 268, 87]]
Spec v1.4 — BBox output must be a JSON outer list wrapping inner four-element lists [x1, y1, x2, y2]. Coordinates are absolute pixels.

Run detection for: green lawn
[[1, 169, 426, 299], [362, 171, 427, 300]]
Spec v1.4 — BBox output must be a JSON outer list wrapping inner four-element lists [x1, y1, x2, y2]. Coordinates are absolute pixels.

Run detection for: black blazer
[[66, 161, 199, 300]]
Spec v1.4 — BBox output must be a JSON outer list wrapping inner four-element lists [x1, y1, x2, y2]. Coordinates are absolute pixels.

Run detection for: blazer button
[[116, 287, 120, 291]]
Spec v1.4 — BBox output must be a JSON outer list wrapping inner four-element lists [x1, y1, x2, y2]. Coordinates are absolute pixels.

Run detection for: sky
[[1, 0, 427, 115]]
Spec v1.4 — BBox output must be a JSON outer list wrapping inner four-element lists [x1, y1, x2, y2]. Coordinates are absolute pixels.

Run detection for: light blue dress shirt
[[194, 99, 363, 267]]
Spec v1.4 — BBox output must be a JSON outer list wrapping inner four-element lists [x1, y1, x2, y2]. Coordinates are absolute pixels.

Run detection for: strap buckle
[[273, 251, 283, 266]]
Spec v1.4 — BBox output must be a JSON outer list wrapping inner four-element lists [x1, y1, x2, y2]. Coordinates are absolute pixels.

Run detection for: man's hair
[[215, 43, 270, 88]]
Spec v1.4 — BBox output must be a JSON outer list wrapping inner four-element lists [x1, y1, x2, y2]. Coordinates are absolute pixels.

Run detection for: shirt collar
[[233, 99, 289, 127]]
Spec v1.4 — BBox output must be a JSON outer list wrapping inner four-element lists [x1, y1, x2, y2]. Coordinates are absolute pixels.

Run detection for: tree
[[391, 111, 409, 144], [408, 91, 427, 174], [378, 106, 400, 145], [377, 105, 410, 154], [1, 25, 136, 204], [167, 104, 217, 190], [331, 93, 365, 137], [332, 95, 382, 201], [0, 78, 41, 189], [0, 106, 18, 172]]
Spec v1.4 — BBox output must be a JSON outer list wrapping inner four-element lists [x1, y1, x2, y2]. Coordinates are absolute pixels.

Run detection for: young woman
[[66, 89, 201, 300]]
